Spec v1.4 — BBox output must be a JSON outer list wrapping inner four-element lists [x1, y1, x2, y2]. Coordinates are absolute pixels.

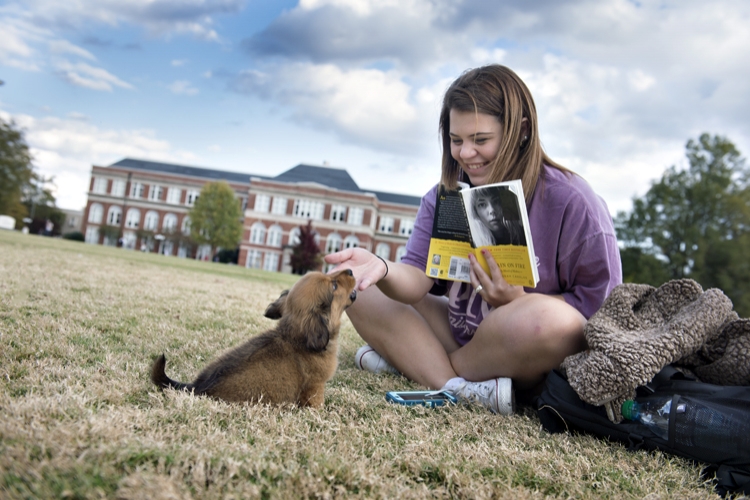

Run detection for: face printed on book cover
[[474, 193, 505, 231]]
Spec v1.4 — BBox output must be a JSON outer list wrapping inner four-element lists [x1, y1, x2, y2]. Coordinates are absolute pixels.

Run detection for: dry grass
[[0, 230, 722, 499]]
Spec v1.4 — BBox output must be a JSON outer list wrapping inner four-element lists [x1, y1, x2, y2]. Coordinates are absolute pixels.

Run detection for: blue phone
[[385, 390, 457, 408]]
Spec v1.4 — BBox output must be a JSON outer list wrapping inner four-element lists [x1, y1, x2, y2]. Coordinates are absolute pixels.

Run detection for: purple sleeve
[[400, 184, 439, 272], [529, 167, 622, 319], [556, 202, 622, 319]]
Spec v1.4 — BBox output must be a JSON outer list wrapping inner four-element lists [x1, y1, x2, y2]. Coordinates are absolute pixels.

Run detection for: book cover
[[425, 180, 538, 288]]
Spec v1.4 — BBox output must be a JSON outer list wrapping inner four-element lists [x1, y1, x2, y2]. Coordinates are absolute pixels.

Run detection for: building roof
[[109, 158, 262, 185], [367, 190, 423, 206], [107, 158, 421, 206], [273, 164, 361, 192]]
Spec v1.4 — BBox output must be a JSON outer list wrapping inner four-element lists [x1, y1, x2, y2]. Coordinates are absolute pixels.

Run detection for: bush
[[62, 231, 85, 242]]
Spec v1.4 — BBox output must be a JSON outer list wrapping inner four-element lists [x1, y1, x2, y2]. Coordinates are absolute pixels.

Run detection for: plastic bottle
[[622, 397, 750, 453], [621, 398, 674, 440]]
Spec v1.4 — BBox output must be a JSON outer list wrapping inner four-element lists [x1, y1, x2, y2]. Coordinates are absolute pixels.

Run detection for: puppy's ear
[[264, 290, 289, 319], [306, 313, 330, 352]]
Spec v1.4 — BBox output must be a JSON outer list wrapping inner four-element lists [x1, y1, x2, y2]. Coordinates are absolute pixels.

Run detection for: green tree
[[615, 133, 750, 314], [0, 118, 34, 222], [188, 181, 243, 260], [290, 220, 322, 275]]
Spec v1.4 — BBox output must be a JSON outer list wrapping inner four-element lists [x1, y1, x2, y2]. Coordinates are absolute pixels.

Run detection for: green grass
[[0, 229, 720, 499]]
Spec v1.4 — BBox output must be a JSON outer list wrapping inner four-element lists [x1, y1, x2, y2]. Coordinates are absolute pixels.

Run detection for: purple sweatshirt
[[401, 165, 622, 346]]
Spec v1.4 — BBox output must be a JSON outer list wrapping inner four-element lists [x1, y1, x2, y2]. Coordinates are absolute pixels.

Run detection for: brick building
[[82, 158, 422, 271]]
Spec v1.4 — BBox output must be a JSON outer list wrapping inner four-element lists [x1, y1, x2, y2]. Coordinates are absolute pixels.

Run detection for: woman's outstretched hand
[[469, 249, 525, 307], [324, 247, 388, 291]]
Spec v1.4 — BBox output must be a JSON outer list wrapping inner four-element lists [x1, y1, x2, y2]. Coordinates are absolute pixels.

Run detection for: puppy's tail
[[151, 354, 193, 392]]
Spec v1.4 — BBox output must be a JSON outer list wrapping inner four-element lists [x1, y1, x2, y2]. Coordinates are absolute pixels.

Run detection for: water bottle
[[621, 398, 678, 440], [622, 396, 750, 453]]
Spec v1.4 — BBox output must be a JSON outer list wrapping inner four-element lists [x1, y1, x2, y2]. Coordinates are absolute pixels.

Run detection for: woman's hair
[[466, 191, 496, 247], [439, 64, 570, 201]]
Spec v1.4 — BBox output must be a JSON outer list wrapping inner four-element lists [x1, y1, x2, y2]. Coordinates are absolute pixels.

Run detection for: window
[[125, 208, 140, 229], [325, 233, 342, 254], [375, 243, 391, 260], [288, 227, 301, 246], [293, 199, 324, 220], [181, 216, 191, 234], [266, 225, 283, 247], [107, 206, 122, 225], [379, 216, 394, 233], [167, 187, 182, 204], [186, 190, 200, 206], [241, 197, 248, 212], [246, 249, 262, 269], [163, 213, 178, 232], [92, 177, 107, 194], [271, 196, 288, 215], [395, 245, 407, 262], [255, 194, 270, 213], [112, 179, 126, 197], [263, 252, 279, 272], [330, 204, 346, 222], [343, 235, 359, 249], [148, 185, 163, 201], [347, 206, 364, 226], [85, 226, 99, 244], [130, 182, 145, 198], [400, 218, 415, 236], [250, 222, 266, 245], [143, 211, 159, 231], [88, 203, 103, 223]]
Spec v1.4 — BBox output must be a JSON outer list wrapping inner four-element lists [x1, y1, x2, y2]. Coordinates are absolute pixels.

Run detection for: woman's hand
[[324, 248, 388, 291], [469, 249, 525, 307]]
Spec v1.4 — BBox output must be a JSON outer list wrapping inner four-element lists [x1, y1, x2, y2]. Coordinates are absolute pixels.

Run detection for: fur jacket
[[560, 279, 750, 422]]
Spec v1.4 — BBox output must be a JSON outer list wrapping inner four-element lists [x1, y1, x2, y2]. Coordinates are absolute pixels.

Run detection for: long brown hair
[[439, 65, 570, 202]]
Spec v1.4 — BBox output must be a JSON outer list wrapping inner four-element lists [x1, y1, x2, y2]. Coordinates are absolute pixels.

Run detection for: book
[[425, 179, 538, 287]]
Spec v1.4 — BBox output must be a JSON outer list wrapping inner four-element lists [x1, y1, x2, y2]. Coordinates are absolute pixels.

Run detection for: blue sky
[[1, 0, 749, 214]]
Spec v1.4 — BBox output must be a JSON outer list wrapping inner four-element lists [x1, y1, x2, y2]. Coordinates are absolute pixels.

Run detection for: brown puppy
[[150, 269, 357, 407]]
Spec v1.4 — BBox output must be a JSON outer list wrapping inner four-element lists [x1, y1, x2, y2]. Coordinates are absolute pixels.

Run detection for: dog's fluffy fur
[[150, 269, 357, 407]]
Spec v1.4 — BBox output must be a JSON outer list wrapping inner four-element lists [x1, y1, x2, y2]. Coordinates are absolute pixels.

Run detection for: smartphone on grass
[[385, 390, 457, 408]]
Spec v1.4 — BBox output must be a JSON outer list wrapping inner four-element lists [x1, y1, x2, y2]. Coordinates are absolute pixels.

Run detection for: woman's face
[[474, 193, 504, 231], [449, 109, 503, 187]]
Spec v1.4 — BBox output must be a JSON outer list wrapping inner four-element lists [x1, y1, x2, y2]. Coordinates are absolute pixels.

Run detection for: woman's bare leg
[[345, 285, 459, 390], [449, 294, 587, 388]]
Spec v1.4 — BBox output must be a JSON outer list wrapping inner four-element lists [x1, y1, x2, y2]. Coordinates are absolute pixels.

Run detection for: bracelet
[[375, 255, 389, 281]]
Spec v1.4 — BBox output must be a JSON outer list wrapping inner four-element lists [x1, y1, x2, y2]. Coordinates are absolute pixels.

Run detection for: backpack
[[536, 366, 750, 497]]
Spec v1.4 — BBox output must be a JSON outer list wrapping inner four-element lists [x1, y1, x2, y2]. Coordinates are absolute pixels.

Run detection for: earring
[[520, 135, 529, 148]]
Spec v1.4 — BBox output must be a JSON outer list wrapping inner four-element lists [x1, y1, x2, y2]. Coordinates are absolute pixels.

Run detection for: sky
[[1, 0, 749, 215]]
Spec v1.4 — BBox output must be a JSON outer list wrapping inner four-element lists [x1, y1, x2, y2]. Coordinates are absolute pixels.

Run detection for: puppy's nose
[[345, 269, 353, 276], [349, 290, 357, 302]]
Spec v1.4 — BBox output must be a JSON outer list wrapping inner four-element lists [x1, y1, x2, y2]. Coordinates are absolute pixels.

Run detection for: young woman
[[468, 186, 526, 247], [324, 64, 622, 414]]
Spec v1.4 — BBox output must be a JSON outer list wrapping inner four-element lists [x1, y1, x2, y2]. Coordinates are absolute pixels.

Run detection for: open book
[[425, 179, 538, 287]]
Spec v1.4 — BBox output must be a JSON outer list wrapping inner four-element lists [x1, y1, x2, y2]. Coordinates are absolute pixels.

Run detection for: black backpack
[[536, 366, 750, 496]]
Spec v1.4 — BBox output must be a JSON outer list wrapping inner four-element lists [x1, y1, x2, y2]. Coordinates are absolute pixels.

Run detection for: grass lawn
[[0, 230, 719, 499]]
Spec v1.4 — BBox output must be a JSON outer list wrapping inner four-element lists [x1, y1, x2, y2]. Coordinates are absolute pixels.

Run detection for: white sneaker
[[451, 377, 515, 415], [354, 345, 400, 375]]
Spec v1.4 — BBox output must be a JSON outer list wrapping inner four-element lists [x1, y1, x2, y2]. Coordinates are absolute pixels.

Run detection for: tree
[[290, 220, 322, 274], [615, 133, 750, 315], [188, 181, 243, 260], [0, 118, 34, 222]]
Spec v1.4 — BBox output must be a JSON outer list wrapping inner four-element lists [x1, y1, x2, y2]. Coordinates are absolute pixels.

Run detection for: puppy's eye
[[332, 281, 338, 291]]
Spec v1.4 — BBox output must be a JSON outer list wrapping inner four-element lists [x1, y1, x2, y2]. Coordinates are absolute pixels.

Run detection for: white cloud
[[12, 0, 244, 40], [171, 59, 188, 67], [48, 39, 96, 60], [232, 63, 436, 155], [1, 109, 196, 210], [55, 60, 134, 91], [168, 80, 199, 95]]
